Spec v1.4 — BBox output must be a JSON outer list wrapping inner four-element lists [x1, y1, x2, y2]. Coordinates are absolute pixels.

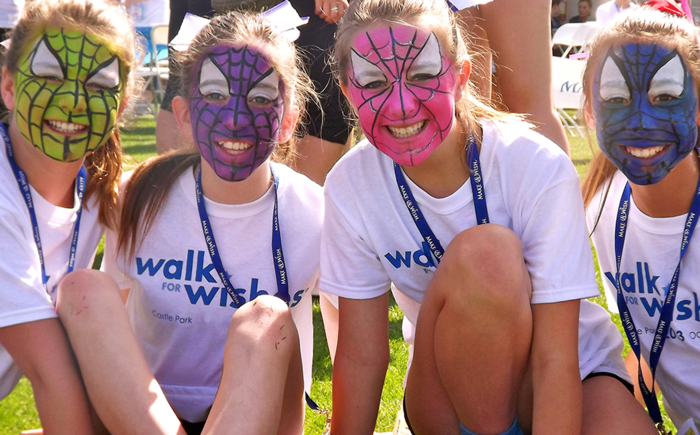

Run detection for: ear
[[584, 100, 596, 129], [171, 96, 193, 140], [1, 67, 16, 111], [453, 59, 471, 103], [279, 104, 300, 144]]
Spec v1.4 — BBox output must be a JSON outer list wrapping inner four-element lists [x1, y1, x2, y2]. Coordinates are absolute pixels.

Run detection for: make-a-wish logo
[[605, 262, 700, 322], [384, 241, 436, 270], [136, 250, 307, 308]]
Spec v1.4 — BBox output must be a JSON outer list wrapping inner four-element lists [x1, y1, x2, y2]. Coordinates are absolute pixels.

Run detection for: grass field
[[0, 117, 675, 433]]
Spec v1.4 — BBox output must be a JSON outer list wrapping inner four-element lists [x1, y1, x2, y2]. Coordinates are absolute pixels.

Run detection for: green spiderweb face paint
[[14, 29, 123, 162]]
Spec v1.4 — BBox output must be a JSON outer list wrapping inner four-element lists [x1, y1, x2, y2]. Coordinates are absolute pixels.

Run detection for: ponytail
[[83, 129, 123, 230]]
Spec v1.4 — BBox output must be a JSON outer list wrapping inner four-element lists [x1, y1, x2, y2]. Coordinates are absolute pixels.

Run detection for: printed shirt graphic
[[102, 163, 321, 423], [321, 119, 599, 337], [0, 131, 103, 400], [588, 171, 700, 427]]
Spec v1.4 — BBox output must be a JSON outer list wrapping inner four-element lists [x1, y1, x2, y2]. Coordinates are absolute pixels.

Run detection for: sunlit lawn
[[0, 118, 674, 433]]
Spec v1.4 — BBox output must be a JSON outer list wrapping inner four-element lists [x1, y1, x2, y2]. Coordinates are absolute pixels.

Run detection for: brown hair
[[4, 0, 141, 229], [118, 11, 314, 261], [333, 0, 520, 149], [581, 7, 700, 212]]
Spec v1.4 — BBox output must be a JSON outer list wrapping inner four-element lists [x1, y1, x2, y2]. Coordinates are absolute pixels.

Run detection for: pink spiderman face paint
[[189, 45, 284, 181], [348, 26, 458, 166]]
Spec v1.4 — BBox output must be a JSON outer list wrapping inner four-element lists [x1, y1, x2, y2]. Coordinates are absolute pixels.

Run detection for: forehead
[[203, 43, 273, 79], [23, 28, 117, 67], [602, 42, 686, 80], [351, 24, 444, 62]]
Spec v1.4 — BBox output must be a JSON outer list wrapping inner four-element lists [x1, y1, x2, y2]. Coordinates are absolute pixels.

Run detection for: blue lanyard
[[613, 175, 700, 429], [194, 165, 290, 309], [394, 134, 489, 264], [1, 123, 86, 299]]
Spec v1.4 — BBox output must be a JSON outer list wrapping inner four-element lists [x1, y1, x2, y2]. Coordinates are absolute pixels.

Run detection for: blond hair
[[333, 0, 519, 146], [3, 0, 141, 230]]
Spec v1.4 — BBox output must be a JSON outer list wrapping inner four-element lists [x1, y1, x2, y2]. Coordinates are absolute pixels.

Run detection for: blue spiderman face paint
[[592, 43, 698, 185], [189, 44, 284, 182]]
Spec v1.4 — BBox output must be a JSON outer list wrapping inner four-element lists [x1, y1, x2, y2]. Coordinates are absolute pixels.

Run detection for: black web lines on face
[[351, 29, 453, 139]]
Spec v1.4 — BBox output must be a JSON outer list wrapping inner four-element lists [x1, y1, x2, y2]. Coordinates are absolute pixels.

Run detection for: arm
[[319, 292, 339, 363], [0, 319, 94, 435], [330, 294, 390, 435], [530, 300, 582, 435]]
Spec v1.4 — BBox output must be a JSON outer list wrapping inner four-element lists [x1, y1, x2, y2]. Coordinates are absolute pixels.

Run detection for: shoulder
[[325, 139, 388, 197], [586, 170, 626, 233], [271, 162, 323, 215]]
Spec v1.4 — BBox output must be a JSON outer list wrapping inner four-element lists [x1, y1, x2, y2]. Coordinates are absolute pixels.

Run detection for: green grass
[[0, 119, 674, 433]]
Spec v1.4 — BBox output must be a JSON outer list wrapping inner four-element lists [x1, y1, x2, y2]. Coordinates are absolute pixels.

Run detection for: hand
[[315, 0, 349, 24]]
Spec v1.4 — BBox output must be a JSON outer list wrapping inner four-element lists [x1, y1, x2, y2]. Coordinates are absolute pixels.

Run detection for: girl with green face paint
[[0, 0, 137, 433]]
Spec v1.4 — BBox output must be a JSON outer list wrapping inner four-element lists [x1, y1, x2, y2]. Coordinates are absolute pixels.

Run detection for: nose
[[56, 80, 88, 113], [382, 82, 420, 121], [219, 103, 252, 131], [626, 104, 660, 134]]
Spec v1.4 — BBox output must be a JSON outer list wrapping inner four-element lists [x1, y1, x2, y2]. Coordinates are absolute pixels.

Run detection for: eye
[[198, 57, 230, 102], [86, 57, 121, 91], [350, 49, 387, 90], [648, 53, 685, 105], [407, 33, 442, 83], [247, 70, 280, 106], [30, 37, 64, 82], [598, 56, 630, 105]]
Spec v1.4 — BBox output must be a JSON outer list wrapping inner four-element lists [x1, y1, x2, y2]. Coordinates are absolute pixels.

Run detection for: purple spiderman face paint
[[348, 26, 459, 166], [189, 44, 284, 181], [592, 43, 698, 185]]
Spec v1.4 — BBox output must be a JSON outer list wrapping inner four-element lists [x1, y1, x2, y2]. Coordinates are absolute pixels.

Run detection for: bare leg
[[477, 0, 570, 154], [581, 376, 657, 435], [405, 225, 533, 434], [292, 133, 351, 186], [202, 295, 305, 435], [56, 269, 185, 435]]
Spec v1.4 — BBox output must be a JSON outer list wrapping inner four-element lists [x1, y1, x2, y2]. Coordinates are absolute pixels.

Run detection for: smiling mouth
[[217, 140, 252, 155], [46, 120, 88, 134], [387, 121, 427, 138], [623, 145, 668, 159]]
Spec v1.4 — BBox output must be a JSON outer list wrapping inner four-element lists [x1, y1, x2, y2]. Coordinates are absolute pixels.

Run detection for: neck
[[7, 120, 84, 208], [402, 120, 473, 198], [199, 159, 272, 205], [630, 152, 699, 218]]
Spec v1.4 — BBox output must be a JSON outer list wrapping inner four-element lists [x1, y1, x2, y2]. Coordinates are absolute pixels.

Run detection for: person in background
[[552, 0, 564, 34], [596, 0, 638, 25], [570, 0, 592, 22]]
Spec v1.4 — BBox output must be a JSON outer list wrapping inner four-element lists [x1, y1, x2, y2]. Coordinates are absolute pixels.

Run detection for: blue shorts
[[403, 395, 524, 435]]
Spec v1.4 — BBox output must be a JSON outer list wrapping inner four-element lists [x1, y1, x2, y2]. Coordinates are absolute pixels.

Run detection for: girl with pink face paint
[[55, 11, 326, 435], [321, 0, 657, 434]]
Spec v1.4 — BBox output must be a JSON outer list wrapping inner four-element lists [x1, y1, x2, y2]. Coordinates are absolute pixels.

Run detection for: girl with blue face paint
[[583, 4, 700, 432], [55, 11, 324, 435]]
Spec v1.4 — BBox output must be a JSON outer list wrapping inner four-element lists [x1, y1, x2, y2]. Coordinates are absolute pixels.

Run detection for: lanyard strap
[[1, 123, 85, 297], [394, 134, 489, 264], [195, 165, 290, 309], [613, 176, 700, 428]]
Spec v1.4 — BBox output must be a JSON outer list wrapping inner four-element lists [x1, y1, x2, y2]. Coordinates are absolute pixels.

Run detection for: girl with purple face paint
[[321, 0, 657, 434], [583, 5, 700, 432], [56, 11, 322, 435]]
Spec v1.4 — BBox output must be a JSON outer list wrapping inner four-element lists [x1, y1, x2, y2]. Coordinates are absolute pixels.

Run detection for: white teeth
[[218, 141, 251, 153], [625, 145, 665, 158], [47, 120, 86, 133], [388, 121, 426, 138]]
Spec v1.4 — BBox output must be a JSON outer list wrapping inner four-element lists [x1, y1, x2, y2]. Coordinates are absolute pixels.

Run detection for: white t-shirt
[[588, 170, 700, 427], [102, 162, 322, 423], [0, 0, 24, 29], [596, 0, 638, 25], [320, 119, 626, 379], [0, 131, 103, 400]]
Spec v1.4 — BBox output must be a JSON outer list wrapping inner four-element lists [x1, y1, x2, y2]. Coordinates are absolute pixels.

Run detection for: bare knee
[[438, 225, 530, 310], [56, 269, 121, 322], [226, 295, 298, 357]]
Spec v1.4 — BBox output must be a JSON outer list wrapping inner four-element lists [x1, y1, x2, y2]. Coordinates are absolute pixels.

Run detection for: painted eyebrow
[[199, 78, 228, 87], [250, 82, 279, 92]]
